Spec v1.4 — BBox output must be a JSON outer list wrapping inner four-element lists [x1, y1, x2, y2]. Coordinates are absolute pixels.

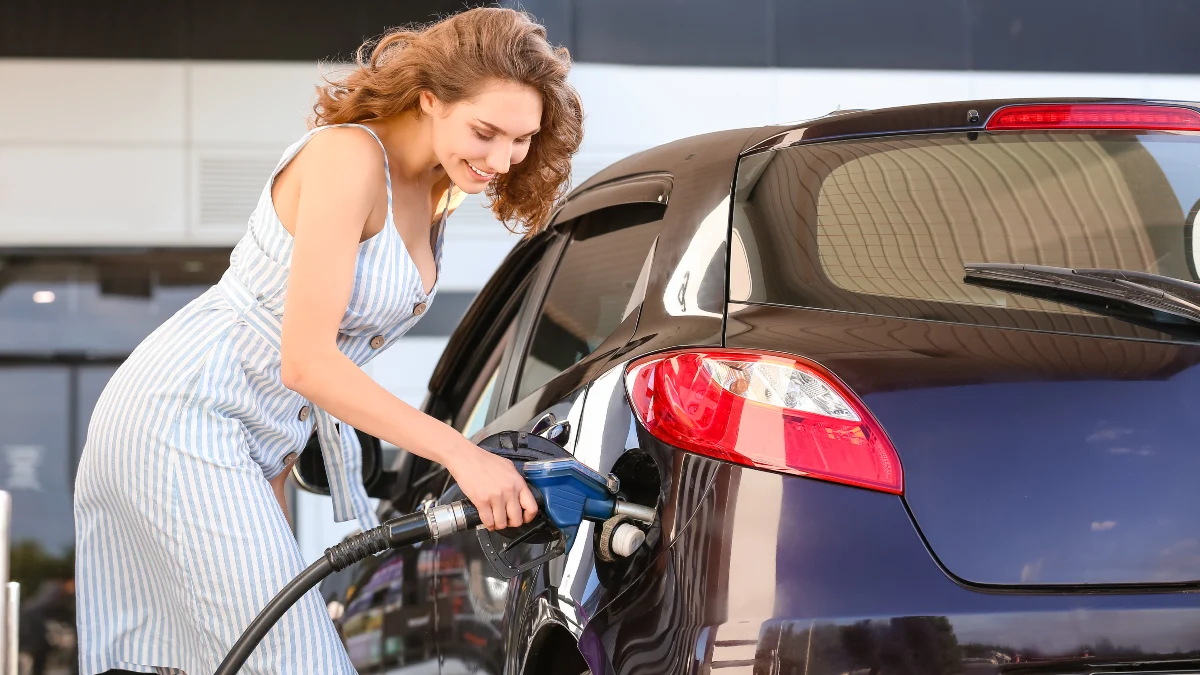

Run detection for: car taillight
[[624, 350, 902, 494], [986, 103, 1200, 131]]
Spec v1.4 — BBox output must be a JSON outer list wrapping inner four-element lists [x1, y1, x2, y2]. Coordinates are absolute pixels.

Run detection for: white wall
[[7, 59, 1200, 252], [5, 57, 1200, 557]]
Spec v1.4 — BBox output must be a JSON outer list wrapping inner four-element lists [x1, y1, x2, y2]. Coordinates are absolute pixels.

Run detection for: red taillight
[[986, 104, 1200, 131], [624, 350, 903, 494]]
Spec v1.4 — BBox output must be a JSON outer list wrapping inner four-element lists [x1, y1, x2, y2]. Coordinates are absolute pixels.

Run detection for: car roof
[[744, 96, 1200, 154], [561, 125, 791, 208], [564, 97, 1200, 210]]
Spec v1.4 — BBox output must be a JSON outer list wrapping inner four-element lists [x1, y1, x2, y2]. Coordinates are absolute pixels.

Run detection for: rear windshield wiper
[[963, 262, 1200, 325]]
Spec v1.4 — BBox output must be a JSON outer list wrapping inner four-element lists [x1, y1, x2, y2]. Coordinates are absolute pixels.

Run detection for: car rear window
[[730, 131, 1200, 342]]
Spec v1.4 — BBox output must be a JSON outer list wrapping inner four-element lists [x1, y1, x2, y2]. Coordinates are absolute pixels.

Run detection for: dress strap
[[432, 180, 455, 262]]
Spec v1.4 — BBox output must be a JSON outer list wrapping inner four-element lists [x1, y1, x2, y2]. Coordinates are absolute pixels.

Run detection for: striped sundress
[[73, 123, 452, 675]]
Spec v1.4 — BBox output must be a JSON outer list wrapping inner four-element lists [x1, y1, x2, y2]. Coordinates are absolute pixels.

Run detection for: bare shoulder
[[273, 125, 387, 237], [293, 125, 384, 187]]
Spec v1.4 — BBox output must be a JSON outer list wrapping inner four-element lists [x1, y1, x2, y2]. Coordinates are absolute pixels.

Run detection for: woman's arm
[[277, 127, 535, 530]]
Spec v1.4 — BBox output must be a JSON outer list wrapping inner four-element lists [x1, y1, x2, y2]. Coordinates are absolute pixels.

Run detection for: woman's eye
[[473, 130, 494, 141], [517, 137, 532, 145]]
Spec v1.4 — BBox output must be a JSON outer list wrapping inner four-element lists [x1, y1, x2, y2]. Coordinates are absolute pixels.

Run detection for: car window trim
[[496, 225, 574, 413], [507, 211, 669, 408], [492, 173, 676, 414], [453, 315, 514, 433], [426, 235, 547, 412], [549, 172, 673, 228], [480, 271, 543, 425]]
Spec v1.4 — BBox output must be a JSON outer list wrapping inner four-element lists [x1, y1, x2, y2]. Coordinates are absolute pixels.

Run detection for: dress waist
[[216, 268, 379, 530], [216, 269, 284, 351]]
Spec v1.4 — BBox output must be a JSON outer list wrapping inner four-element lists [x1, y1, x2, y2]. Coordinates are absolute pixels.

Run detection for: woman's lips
[[465, 160, 494, 180]]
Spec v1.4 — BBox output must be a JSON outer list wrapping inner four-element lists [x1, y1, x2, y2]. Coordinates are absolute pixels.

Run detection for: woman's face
[[422, 80, 543, 193]]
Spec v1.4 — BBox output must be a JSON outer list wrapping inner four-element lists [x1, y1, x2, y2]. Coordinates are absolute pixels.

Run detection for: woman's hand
[[445, 438, 538, 531]]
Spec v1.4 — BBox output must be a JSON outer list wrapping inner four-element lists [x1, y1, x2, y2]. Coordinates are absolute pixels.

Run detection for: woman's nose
[[488, 145, 512, 175]]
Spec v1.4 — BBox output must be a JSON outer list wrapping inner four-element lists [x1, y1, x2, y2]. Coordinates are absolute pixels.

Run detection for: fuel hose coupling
[[425, 502, 471, 539]]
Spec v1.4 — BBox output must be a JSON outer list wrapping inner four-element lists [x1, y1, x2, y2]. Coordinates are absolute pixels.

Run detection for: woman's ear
[[418, 90, 440, 117]]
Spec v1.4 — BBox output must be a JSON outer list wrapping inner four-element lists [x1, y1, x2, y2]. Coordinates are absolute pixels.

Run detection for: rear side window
[[731, 132, 1200, 342], [516, 202, 664, 401]]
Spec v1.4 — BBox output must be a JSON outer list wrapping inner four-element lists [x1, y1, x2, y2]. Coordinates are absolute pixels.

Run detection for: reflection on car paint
[[581, 454, 1200, 674], [662, 196, 728, 319]]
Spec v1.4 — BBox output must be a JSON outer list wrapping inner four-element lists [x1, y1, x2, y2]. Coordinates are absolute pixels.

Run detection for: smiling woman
[[72, 7, 584, 675], [312, 8, 583, 235]]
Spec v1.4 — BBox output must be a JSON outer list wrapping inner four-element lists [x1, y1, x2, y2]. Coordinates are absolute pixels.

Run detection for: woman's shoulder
[[298, 125, 386, 170], [285, 125, 387, 195]]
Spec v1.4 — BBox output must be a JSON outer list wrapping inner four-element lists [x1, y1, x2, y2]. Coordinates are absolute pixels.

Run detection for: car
[[297, 97, 1200, 675]]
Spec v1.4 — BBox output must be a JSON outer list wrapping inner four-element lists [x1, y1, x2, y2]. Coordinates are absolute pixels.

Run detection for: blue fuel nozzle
[[519, 457, 620, 551], [473, 431, 655, 578]]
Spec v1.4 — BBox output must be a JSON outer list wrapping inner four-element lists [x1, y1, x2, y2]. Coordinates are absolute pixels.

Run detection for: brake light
[[624, 350, 902, 494], [986, 104, 1200, 131]]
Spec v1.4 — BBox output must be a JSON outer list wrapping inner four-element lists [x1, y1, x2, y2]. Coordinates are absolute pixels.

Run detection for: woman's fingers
[[450, 445, 542, 531], [505, 489, 524, 528], [490, 495, 508, 531], [519, 487, 538, 523], [475, 503, 495, 530]]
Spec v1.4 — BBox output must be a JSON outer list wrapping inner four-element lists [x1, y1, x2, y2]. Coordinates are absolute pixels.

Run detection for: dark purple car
[[297, 98, 1200, 675]]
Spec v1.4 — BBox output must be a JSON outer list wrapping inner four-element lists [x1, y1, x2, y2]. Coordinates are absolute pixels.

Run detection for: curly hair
[[312, 7, 584, 236]]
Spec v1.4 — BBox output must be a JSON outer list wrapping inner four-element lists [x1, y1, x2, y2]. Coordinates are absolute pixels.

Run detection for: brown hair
[[312, 7, 584, 236]]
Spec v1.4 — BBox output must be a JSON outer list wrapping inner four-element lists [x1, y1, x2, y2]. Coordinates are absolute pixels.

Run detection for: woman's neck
[[367, 113, 447, 189]]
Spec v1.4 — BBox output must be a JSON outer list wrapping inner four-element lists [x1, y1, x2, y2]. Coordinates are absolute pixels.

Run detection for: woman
[[73, 8, 583, 674]]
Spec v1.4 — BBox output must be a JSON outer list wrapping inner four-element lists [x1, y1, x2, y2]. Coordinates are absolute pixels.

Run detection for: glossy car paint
[[326, 100, 1200, 674], [726, 303, 1200, 587], [582, 461, 1200, 674]]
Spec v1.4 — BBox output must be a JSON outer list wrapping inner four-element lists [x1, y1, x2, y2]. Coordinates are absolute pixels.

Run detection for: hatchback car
[[297, 98, 1200, 675]]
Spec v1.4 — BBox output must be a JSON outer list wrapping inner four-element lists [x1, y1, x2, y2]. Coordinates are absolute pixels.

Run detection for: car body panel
[[728, 302, 1200, 587], [581, 465, 1200, 675]]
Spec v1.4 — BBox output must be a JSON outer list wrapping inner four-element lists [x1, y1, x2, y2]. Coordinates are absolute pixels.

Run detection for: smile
[[465, 160, 494, 180]]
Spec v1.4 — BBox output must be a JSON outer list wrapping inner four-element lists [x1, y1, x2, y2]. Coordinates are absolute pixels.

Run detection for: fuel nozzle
[[472, 432, 657, 578]]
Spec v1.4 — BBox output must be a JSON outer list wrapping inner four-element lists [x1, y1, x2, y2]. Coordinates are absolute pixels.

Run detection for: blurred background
[[2, 0, 1200, 671]]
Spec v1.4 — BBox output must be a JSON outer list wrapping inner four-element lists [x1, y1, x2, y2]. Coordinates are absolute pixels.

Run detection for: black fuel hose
[[214, 502, 480, 675]]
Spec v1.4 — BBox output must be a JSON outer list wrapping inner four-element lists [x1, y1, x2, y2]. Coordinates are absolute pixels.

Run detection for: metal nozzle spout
[[613, 500, 656, 524]]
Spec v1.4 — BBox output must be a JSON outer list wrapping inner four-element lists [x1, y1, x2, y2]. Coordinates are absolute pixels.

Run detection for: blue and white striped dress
[[73, 123, 451, 675]]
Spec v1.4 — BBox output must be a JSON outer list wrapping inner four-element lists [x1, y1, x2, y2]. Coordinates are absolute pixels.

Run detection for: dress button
[[369, 335, 386, 349], [413, 302, 427, 317], [283, 452, 298, 466], [298, 405, 310, 422]]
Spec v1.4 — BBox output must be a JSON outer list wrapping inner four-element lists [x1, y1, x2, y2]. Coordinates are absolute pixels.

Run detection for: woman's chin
[[451, 177, 488, 194]]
